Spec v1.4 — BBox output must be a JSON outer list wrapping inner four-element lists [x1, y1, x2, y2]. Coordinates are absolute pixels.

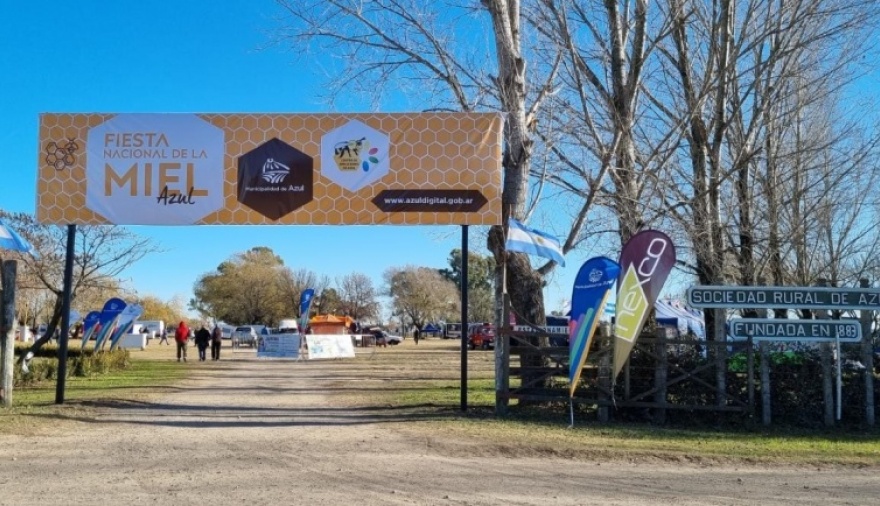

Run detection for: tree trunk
[[2, 260, 18, 407], [483, 1, 543, 324], [22, 292, 62, 364]]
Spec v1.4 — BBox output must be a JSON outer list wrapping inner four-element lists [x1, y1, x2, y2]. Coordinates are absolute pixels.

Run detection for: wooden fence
[[494, 302, 876, 426], [495, 323, 754, 423]]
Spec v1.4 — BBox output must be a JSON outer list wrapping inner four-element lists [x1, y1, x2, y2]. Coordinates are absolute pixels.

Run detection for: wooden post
[[495, 294, 511, 416], [653, 328, 668, 425], [754, 278, 767, 420], [714, 308, 727, 408], [816, 278, 834, 427], [1, 260, 17, 408], [760, 340, 771, 426], [859, 278, 875, 426], [820, 343, 835, 426], [747, 336, 755, 417], [597, 325, 611, 423]]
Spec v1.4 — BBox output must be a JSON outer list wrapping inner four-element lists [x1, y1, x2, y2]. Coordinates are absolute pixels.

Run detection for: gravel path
[[1, 344, 878, 505]]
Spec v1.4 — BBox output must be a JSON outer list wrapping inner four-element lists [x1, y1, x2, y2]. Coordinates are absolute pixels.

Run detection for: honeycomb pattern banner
[[37, 113, 503, 226]]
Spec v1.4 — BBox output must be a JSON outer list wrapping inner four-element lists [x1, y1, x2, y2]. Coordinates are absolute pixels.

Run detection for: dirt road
[[1, 342, 878, 505]]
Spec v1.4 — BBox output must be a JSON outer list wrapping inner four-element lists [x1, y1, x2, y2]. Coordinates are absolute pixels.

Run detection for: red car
[[467, 323, 495, 350]]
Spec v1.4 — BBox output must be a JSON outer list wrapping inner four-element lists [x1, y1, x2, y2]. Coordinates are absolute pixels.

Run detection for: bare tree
[[337, 272, 380, 321], [273, 0, 880, 341], [650, 0, 879, 336], [528, 0, 680, 250], [274, 0, 555, 327], [0, 211, 156, 355], [278, 267, 323, 316], [385, 265, 461, 330]]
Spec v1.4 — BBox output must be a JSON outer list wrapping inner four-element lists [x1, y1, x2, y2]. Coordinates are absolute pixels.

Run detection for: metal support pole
[[460, 225, 469, 412], [55, 224, 76, 404]]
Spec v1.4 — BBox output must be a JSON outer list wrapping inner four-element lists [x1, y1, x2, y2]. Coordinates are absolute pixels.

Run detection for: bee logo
[[45, 138, 79, 170]]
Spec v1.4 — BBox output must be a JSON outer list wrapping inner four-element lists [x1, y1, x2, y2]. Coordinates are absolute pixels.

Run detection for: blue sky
[[0, 1, 581, 317]]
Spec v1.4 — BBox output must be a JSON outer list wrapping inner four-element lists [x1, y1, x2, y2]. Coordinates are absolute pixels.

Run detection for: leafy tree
[[439, 249, 495, 322], [386, 266, 460, 331], [191, 247, 293, 325], [313, 285, 341, 316], [131, 294, 186, 325], [0, 211, 156, 356]]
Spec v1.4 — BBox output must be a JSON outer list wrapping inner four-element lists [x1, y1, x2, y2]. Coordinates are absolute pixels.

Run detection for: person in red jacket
[[175, 321, 189, 362]]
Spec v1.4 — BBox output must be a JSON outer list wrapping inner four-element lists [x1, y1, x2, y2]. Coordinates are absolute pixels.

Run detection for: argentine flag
[[505, 218, 565, 266], [0, 217, 34, 254]]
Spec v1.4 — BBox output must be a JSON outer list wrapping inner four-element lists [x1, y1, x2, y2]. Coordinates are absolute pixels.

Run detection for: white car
[[377, 331, 403, 345], [231, 326, 263, 348]]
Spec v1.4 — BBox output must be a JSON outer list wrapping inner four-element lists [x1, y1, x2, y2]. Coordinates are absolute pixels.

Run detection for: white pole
[[569, 398, 574, 428]]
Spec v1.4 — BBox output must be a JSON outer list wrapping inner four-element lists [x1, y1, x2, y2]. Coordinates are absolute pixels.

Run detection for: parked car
[[276, 318, 300, 333], [364, 329, 403, 346], [135, 320, 165, 340], [217, 324, 235, 340], [467, 323, 495, 350], [381, 331, 403, 345], [231, 325, 263, 348], [443, 323, 462, 340]]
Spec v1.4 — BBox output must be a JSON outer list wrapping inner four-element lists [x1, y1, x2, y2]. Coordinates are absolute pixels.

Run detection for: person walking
[[210, 325, 222, 361], [159, 328, 169, 345], [195, 325, 211, 362], [414, 327, 420, 345], [174, 321, 189, 362]]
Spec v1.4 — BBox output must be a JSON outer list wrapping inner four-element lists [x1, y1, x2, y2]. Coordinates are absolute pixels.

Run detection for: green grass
[[0, 358, 189, 431], [382, 356, 880, 466], [418, 404, 880, 466], [394, 378, 511, 407]]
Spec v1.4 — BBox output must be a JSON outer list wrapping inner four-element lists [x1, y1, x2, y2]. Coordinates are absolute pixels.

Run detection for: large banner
[[257, 333, 302, 359], [569, 256, 619, 397], [37, 113, 502, 226], [305, 334, 356, 360], [299, 288, 315, 333], [613, 231, 676, 378]]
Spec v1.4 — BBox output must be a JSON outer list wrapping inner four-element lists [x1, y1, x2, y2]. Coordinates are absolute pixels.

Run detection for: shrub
[[12, 347, 131, 387]]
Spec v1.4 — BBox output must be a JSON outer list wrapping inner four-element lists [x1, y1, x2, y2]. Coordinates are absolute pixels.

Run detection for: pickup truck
[[467, 323, 495, 350], [231, 326, 262, 348]]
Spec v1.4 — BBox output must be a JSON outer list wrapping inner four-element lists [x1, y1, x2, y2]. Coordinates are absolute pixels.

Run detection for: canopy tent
[[421, 323, 441, 337], [654, 299, 705, 339], [308, 314, 354, 335]]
